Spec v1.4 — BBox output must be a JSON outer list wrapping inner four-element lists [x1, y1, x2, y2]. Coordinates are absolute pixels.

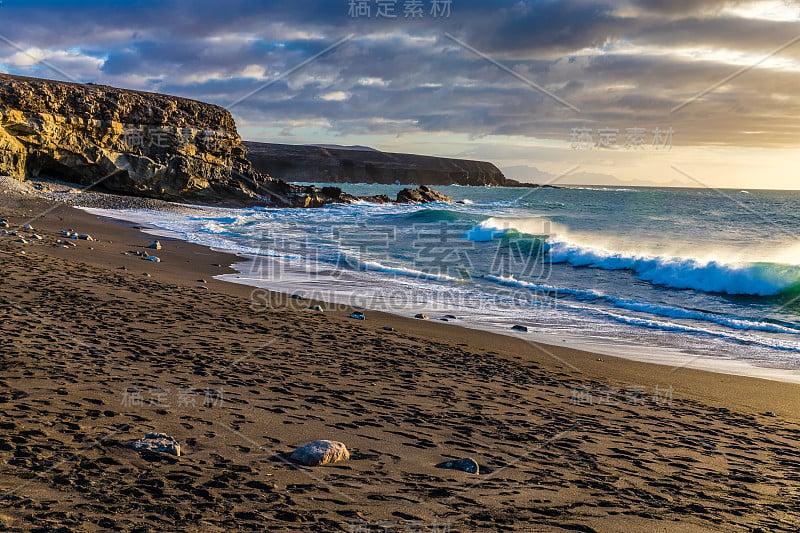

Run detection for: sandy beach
[[2, 190, 800, 532]]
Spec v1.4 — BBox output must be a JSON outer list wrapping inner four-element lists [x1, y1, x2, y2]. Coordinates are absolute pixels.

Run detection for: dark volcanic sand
[[1, 193, 800, 532]]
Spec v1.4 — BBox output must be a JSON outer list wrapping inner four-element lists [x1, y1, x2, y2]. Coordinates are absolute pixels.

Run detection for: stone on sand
[[436, 457, 479, 474], [131, 433, 181, 456], [415, 314, 430, 320], [290, 440, 350, 466], [512, 325, 529, 332], [0, 220, 8, 228], [78, 234, 94, 241], [310, 305, 323, 312]]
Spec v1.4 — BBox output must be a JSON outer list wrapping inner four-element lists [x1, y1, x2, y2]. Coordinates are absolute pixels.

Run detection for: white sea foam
[[468, 217, 800, 296]]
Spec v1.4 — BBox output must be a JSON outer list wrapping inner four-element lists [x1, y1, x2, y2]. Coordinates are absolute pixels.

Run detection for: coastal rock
[[436, 457, 479, 474], [243, 141, 506, 186], [512, 325, 529, 332], [0, 74, 379, 208], [131, 433, 181, 456], [290, 440, 350, 466], [415, 314, 430, 320], [396, 185, 452, 204]]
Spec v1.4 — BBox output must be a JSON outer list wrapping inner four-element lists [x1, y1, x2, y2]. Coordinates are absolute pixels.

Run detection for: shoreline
[[10, 194, 800, 412], [4, 191, 800, 531], [79, 202, 800, 386]]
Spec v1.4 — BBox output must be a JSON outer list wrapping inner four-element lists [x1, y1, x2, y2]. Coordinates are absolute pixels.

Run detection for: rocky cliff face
[[243, 142, 507, 186], [0, 74, 352, 207]]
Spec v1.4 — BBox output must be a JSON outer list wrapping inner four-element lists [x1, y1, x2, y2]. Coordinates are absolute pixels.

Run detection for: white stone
[[131, 433, 181, 456], [290, 440, 350, 466]]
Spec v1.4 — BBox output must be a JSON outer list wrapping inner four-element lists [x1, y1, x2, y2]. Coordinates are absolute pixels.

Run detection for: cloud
[[0, 0, 797, 148]]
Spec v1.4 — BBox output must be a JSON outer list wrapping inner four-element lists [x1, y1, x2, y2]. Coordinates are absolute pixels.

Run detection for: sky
[[0, 0, 799, 188]]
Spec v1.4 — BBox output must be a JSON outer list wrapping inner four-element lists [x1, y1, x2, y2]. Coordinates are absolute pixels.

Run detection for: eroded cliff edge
[[0, 74, 352, 207]]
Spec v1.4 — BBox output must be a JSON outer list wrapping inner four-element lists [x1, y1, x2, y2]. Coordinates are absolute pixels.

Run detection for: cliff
[[242, 142, 507, 186], [0, 74, 355, 207]]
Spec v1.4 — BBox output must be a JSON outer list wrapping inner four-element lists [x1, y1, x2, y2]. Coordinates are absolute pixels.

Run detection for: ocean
[[83, 184, 800, 382]]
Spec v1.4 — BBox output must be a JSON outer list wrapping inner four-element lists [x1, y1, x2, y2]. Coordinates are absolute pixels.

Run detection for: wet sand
[[2, 193, 800, 532]]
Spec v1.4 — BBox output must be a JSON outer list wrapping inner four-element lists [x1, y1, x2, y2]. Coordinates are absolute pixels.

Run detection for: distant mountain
[[502, 164, 692, 188], [308, 144, 379, 152], [244, 141, 507, 186]]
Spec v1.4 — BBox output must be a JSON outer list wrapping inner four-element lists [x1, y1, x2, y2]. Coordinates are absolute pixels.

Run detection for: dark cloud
[[0, 0, 798, 147]]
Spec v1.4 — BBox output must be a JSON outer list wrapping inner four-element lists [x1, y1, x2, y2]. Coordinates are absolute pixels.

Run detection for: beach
[[0, 190, 799, 532]]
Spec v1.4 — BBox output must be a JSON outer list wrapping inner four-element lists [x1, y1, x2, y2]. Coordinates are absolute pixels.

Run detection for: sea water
[[82, 185, 800, 382]]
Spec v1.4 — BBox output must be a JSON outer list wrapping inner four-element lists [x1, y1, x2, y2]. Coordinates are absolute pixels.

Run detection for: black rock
[[396, 185, 452, 204], [436, 457, 479, 474]]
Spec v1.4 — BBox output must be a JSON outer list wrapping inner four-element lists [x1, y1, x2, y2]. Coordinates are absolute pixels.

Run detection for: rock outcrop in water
[[396, 185, 452, 204], [0, 74, 367, 207], [243, 141, 507, 186]]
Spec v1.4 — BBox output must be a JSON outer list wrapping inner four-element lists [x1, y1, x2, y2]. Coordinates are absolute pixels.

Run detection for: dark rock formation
[[396, 185, 452, 204], [0, 74, 369, 207], [243, 141, 506, 186]]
